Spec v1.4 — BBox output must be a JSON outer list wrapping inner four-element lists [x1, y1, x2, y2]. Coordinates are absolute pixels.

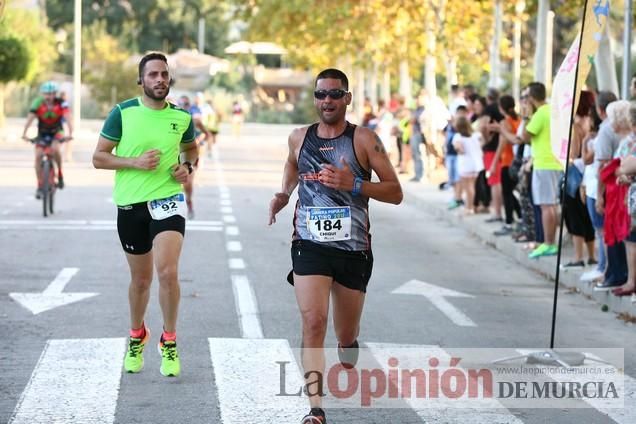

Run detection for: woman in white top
[[453, 115, 484, 214]]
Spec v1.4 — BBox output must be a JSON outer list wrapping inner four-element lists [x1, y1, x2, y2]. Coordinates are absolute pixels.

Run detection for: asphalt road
[[1, 124, 635, 423]]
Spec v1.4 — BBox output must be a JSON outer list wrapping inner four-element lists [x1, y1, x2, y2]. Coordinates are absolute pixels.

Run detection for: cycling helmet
[[40, 81, 59, 94]]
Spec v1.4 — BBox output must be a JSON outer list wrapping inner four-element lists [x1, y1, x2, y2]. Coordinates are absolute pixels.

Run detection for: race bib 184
[[307, 206, 351, 242], [147, 193, 187, 220]]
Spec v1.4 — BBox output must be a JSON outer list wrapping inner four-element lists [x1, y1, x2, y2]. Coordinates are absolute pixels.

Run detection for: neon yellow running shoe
[[124, 328, 150, 373], [158, 339, 181, 377]]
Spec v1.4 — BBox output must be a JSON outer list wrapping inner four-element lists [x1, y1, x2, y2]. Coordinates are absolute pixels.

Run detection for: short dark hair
[[527, 82, 546, 102], [455, 105, 468, 113], [138, 52, 168, 81], [499, 95, 517, 119], [596, 91, 617, 112], [576, 90, 595, 117], [486, 87, 500, 102], [451, 84, 460, 92], [315, 68, 349, 91]]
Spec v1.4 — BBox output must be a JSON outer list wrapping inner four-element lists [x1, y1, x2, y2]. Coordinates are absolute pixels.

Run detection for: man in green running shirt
[[92, 52, 197, 377]]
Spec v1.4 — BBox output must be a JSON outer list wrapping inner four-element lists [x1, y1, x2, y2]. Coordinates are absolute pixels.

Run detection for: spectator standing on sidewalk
[[561, 91, 597, 269], [593, 92, 628, 291], [604, 101, 636, 295], [580, 105, 606, 282], [472, 95, 492, 213], [445, 105, 468, 209], [453, 115, 484, 214], [517, 82, 563, 259], [490, 95, 522, 235], [482, 88, 505, 223]]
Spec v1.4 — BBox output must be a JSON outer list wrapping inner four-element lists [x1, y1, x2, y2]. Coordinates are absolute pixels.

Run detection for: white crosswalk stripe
[[9, 338, 126, 424], [517, 349, 636, 424], [9, 339, 636, 423], [367, 343, 524, 424], [208, 338, 306, 423]]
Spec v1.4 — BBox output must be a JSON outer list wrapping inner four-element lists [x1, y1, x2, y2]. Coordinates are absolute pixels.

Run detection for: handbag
[[564, 165, 583, 199], [508, 144, 525, 184]]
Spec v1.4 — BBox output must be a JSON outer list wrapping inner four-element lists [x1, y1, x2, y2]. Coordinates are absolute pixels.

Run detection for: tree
[[0, 8, 58, 82], [81, 21, 139, 116], [0, 36, 30, 126], [45, 0, 230, 57]]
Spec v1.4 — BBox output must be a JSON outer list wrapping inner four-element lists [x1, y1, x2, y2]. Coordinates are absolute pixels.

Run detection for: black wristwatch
[[182, 161, 193, 175]]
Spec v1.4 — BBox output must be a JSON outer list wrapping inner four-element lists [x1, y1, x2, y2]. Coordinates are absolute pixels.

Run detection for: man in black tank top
[[268, 69, 403, 424]]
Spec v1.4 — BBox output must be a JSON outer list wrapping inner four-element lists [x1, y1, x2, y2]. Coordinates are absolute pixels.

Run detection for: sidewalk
[[400, 177, 636, 318]]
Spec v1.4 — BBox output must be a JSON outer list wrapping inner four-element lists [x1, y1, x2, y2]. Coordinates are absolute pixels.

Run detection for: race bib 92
[[307, 206, 351, 242], [147, 193, 187, 220]]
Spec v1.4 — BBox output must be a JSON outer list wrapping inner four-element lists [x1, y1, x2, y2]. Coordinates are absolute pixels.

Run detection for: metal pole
[[198, 17, 205, 53], [621, 0, 633, 99], [73, 0, 81, 133], [489, 0, 503, 88], [545, 10, 555, 93], [513, 1, 525, 104]]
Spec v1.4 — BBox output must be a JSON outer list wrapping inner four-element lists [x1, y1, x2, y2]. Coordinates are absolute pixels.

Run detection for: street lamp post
[[513, 0, 525, 104], [621, 0, 633, 99], [73, 0, 81, 134]]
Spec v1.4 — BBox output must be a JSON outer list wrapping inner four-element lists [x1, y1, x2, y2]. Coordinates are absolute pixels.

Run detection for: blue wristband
[[352, 177, 363, 196]]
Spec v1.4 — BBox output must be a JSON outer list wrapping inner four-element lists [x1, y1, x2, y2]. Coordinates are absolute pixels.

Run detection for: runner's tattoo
[[373, 133, 386, 154]]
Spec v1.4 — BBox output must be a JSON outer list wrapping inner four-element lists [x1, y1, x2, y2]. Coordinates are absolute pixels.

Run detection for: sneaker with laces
[[158, 338, 181, 377], [124, 327, 150, 373], [528, 244, 558, 259], [301, 408, 327, 423]]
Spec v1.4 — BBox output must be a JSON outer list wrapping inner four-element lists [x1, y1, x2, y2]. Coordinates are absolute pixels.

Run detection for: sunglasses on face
[[314, 89, 348, 100]]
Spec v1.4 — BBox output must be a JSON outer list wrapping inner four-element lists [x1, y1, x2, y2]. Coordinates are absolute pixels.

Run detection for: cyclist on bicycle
[[22, 81, 72, 198]]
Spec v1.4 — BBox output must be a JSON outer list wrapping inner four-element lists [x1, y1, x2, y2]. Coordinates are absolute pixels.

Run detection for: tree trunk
[[368, 63, 378, 112], [533, 0, 549, 83], [445, 56, 457, 104], [424, 19, 437, 99], [489, 0, 503, 88], [355, 67, 365, 125], [381, 68, 391, 104], [399, 59, 411, 102], [621, 0, 633, 99], [0, 84, 5, 131], [594, 23, 619, 95]]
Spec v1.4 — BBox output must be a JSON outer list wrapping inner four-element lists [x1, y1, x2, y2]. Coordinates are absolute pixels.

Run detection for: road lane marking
[[209, 338, 305, 422], [231, 275, 264, 339], [226, 226, 240, 236], [10, 267, 99, 315], [368, 343, 523, 423], [392, 280, 477, 327], [9, 338, 126, 424], [517, 349, 635, 423], [229, 258, 246, 270], [221, 206, 233, 214], [227, 241, 242, 252]]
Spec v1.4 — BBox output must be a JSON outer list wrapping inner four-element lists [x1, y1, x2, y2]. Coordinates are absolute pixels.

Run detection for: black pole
[[550, 0, 590, 349]]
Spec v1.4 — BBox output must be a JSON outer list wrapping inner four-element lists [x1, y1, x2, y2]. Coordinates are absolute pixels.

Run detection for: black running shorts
[[116, 202, 185, 255], [287, 239, 373, 293]]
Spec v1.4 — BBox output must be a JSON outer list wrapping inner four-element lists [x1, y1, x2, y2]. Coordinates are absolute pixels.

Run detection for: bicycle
[[27, 135, 68, 217]]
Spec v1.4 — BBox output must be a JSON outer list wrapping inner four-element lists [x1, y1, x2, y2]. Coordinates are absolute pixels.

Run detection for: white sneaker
[[580, 269, 604, 282]]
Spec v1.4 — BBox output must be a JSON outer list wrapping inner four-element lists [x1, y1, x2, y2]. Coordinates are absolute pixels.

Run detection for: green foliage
[[45, 0, 229, 57], [0, 8, 58, 82], [81, 21, 139, 116], [0, 36, 30, 83]]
